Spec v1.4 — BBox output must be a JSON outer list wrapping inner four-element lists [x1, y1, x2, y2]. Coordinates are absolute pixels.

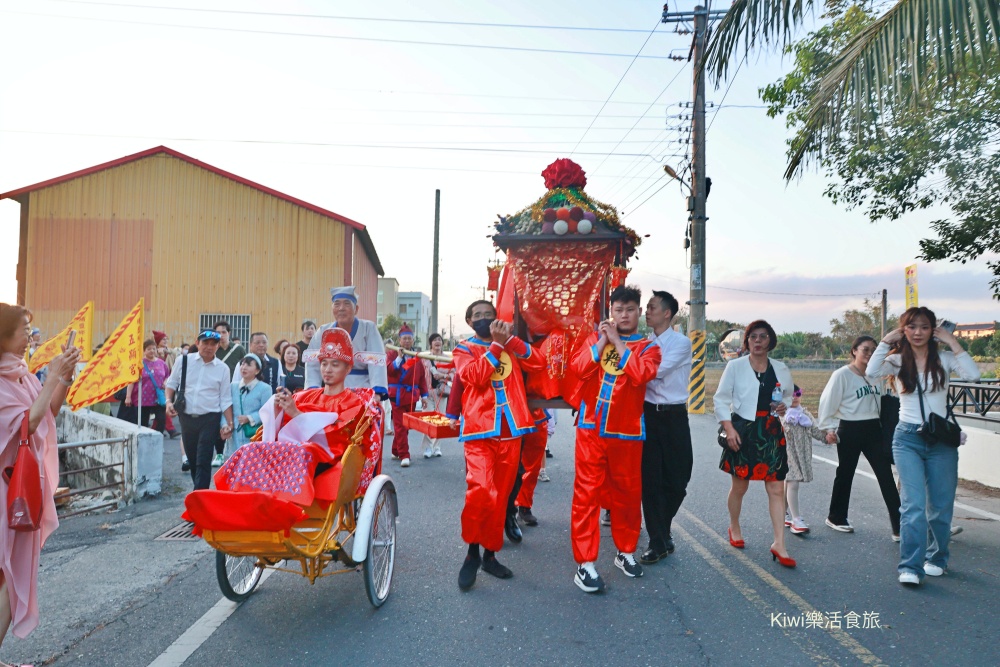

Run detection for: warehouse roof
[[0, 145, 384, 275]]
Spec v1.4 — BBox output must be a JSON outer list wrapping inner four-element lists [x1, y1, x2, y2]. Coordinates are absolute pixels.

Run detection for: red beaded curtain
[[506, 242, 616, 401]]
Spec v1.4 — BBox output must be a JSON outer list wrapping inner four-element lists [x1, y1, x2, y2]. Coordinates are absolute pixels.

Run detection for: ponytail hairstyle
[[894, 307, 946, 394]]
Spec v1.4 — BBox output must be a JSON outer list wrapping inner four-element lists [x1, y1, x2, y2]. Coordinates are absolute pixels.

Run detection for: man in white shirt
[[305, 286, 387, 397], [165, 330, 235, 490], [640, 291, 693, 563]]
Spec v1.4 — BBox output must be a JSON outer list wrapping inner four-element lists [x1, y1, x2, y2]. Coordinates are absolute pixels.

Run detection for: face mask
[[471, 319, 493, 339]]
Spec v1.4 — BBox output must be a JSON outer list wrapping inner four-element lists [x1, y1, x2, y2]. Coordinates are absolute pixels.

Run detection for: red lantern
[[609, 264, 630, 290], [487, 262, 504, 292]]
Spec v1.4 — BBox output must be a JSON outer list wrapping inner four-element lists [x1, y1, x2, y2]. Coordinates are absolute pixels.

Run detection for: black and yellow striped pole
[[688, 330, 706, 414]]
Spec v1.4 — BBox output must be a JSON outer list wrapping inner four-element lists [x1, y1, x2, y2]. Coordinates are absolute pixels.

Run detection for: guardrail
[[949, 381, 1000, 425], [56, 436, 129, 518]]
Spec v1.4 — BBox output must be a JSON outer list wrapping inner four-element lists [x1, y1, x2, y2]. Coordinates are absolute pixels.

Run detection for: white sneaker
[[400, 458, 411, 468], [784, 511, 793, 528], [789, 517, 810, 535], [892, 533, 901, 542], [825, 518, 854, 533], [423, 446, 433, 459], [538, 467, 550, 482], [899, 572, 920, 586], [211, 453, 224, 467], [923, 562, 945, 577], [951, 525, 963, 536], [432, 443, 442, 457]]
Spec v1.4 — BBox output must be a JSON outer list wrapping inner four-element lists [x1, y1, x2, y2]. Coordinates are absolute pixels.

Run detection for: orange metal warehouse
[[1, 146, 384, 346]]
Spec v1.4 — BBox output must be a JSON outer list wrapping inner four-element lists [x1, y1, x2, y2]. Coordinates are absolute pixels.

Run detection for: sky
[[0, 0, 996, 338]]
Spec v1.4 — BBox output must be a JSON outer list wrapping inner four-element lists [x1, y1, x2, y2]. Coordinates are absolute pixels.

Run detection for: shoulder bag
[[144, 361, 166, 406], [916, 380, 961, 448], [718, 413, 754, 448], [4, 410, 43, 531], [173, 354, 188, 415]]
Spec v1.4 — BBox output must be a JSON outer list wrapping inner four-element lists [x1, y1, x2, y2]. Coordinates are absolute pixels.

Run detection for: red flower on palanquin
[[735, 464, 749, 478], [541, 158, 587, 190], [752, 463, 769, 479]]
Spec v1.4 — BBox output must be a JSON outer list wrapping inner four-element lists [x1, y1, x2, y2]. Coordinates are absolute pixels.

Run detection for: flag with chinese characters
[[28, 301, 94, 372], [67, 299, 143, 410]]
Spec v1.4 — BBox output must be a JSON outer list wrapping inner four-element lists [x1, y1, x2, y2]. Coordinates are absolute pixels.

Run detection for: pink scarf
[[0, 351, 29, 381]]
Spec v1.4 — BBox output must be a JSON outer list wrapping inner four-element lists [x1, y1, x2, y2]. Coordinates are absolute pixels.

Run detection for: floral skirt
[[719, 410, 788, 481]]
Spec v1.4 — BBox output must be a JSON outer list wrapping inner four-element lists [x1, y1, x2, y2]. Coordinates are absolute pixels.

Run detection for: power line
[[570, 20, 662, 154], [590, 63, 692, 177], [2, 9, 679, 60], [623, 180, 670, 216], [638, 270, 877, 297], [0, 128, 676, 158], [707, 59, 745, 133], [46, 0, 677, 34]]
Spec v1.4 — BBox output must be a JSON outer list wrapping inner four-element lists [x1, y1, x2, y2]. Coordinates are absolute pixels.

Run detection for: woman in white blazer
[[714, 320, 796, 567]]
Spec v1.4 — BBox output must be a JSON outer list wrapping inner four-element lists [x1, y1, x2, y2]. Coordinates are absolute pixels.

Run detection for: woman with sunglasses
[[868, 307, 979, 585], [715, 320, 796, 567], [818, 336, 900, 539]]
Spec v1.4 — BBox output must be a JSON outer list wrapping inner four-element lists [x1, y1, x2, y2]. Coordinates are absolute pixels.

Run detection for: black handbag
[[916, 381, 961, 448], [718, 413, 754, 448], [173, 354, 188, 415]]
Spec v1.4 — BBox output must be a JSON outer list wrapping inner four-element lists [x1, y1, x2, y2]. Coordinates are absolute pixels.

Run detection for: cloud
[[632, 262, 997, 333]]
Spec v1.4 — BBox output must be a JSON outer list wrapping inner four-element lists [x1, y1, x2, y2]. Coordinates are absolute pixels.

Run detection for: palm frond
[[785, 0, 1000, 178], [705, 0, 816, 82]]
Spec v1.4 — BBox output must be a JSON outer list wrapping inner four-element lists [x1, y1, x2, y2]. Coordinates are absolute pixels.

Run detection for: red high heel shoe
[[770, 548, 796, 568], [728, 527, 745, 549]]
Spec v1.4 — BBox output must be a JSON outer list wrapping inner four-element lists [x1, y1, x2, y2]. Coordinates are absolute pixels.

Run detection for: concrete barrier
[[957, 417, 1000, 489], [56, 407, 163, 501]]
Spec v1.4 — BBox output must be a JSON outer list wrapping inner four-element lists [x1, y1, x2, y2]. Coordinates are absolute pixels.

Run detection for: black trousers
[[179, 412, 222, 490], [140, 405, 166, 433], [641, 403, 693, 549], [829, 418, 901, 533]]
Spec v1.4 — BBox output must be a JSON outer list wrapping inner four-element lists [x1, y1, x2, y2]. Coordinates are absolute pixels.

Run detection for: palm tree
[[705, 0, 1000, 178]]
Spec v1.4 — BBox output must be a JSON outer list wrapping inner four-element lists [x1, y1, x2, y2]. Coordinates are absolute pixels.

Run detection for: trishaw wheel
[[216, 550, 264, 602], [363, 481, 397, 607]]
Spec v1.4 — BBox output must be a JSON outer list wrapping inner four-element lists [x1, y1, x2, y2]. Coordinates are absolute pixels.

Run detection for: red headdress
[[317, 327, 353, 364], [398, 323, 414, 336]]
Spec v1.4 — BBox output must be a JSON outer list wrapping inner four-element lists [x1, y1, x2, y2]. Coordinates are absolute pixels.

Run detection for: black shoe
[[181, 458, 190, 472], [482, 555, 513, 579], [545, 448, 553, 458], [505, 515, 523, 542], [615, 552, 644, 578], [639, 546, 668, 564], [600, 509, 612, 526], [517, 506, 538, 527], [664, 536, 676, 554], [574, 564, 605, 593], [458, 555, 481, 591]]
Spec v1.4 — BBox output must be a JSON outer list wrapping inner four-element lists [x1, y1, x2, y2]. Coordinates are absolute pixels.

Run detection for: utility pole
[[662, 3, 726, 414], [881, 288, 888, 339], [430, 189, 441, 343]]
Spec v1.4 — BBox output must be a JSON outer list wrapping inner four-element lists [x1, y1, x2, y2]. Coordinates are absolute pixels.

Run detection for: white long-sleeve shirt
[[644, 328, 693, 404], [867, 342, 980, 424], [817, 365, 881, 430]]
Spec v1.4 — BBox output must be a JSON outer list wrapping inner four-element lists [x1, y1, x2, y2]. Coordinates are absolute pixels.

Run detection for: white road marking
[[813, 454, 1000, 522], [147, 567, 276, 667]]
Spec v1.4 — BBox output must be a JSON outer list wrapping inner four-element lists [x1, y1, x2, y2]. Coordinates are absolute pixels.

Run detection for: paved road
[[18, 413, 1000, 666]]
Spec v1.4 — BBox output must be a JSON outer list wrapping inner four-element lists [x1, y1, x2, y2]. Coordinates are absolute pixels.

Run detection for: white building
[[398, 291, 431, 345]]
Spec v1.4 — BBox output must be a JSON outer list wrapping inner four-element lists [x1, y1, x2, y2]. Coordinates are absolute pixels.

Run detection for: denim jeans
[[892, 421, 959, 576]]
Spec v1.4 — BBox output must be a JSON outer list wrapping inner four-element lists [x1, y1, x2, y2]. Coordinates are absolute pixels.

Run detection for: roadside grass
[[705, 368, 834, 416]]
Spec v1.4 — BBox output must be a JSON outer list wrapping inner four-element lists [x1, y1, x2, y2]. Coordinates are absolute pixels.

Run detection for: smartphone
[[938, 320, 957, 335], [66, 329, 77, 348]]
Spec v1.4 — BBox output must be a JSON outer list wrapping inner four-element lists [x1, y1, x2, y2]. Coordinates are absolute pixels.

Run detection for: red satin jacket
[[571, 331, 661, 440], [453, 336, 546, 441]]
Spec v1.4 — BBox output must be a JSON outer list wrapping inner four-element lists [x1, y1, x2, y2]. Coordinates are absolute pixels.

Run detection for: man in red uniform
[[386, 324, 428, 468], [570, 285, 661, 593], [453, 299, 546, 591]]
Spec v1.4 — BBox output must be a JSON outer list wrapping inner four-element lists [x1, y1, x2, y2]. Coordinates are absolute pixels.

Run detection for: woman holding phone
[[225, 353, 273, 458], [278, 344, 305, 394], [867, 307, 979, 585], [0, 303, 80, 655]]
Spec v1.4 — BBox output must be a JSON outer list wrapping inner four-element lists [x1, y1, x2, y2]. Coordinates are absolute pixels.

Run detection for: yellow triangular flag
[[67, 299, 143, 410], [28, 301, 94, 373]]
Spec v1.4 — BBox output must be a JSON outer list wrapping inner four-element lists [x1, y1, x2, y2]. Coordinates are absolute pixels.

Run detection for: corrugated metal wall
[[353, 233, 378, 321], [24, 153, 360, 346]]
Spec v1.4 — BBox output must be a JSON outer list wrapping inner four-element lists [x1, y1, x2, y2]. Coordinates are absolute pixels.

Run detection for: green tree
[[828, 298, 898, 346], [378, 314, 404, 341], [709, 1, 1000, 296]]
